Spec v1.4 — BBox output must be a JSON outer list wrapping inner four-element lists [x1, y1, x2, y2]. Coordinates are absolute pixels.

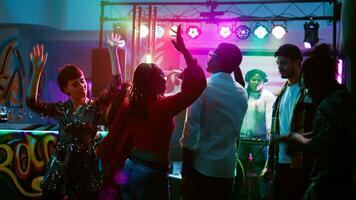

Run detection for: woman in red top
[[98, 25, 206, 200]]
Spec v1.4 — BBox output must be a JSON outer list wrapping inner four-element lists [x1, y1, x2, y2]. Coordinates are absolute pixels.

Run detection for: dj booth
[[234, 137, 270, 200]]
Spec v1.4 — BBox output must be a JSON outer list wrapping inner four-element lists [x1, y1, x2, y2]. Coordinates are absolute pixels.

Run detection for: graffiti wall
[[0, 129, 107, 199], [0, 37, 26, 122], [0, 130, 57, 199]]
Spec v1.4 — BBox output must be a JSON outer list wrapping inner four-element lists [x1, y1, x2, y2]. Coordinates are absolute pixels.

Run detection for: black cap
[[274, 44, 302, 61], [214, 43, 242, 72]]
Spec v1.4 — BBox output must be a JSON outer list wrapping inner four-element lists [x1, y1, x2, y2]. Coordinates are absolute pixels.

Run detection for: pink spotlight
[[219, 26, 232, 39], [186, 25, 201, 39]]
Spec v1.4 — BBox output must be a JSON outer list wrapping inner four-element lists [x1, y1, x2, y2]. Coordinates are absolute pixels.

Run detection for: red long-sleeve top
[[98, 60, 206, 168]]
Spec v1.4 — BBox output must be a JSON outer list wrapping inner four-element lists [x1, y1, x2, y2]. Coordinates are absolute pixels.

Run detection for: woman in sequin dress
[[26, 34, 124, 200]]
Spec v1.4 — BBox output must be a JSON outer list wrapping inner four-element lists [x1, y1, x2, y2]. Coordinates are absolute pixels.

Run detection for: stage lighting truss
[[253, 24, 269, 39], [304, 20, 319, 49], [186, 25, 202, 39], [271, 25, 287, 39], [235, 25, 251, 40]]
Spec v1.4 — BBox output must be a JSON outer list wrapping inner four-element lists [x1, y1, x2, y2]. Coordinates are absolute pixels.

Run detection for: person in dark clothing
[[283, 44, 356, 200]]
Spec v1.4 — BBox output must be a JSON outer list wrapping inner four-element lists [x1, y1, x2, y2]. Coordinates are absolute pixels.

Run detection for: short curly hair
[[57, 64, 83, 95]]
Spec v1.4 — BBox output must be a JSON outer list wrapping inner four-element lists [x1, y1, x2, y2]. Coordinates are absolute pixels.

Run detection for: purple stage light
[[235, 25, 251, 40]]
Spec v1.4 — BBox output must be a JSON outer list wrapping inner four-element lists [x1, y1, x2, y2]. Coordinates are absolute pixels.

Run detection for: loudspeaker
[[91, 48, 125, 97]]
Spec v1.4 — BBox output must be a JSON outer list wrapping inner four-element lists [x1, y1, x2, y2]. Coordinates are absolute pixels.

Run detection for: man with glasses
[[180, 43, 248, 200]]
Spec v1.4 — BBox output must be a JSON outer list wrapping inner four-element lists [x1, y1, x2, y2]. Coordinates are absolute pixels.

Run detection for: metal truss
[[98, 0, 339, 80], [99, 0, 337, 46], [100, 0, 335, 23]]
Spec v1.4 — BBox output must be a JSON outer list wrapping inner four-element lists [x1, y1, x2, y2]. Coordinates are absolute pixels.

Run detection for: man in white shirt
[[180, 43, 248, 200], [260, 44, 316, 200]]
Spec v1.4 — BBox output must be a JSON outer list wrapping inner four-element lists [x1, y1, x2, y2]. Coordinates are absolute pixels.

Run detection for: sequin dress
[[26, 75, 121, 198]]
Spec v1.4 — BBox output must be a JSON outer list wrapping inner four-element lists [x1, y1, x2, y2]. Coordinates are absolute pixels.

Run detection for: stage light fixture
[[337, 59, 343, 84], [156, 26, 164, 39], [271, 25, 287, 39], [186, 25, 202, 39], [304, 42, 312, 49], [253, 24, 268, 39], [140, 25, 149, 38], [235, 25, 250, 40], [169, 25, 178, 38], [219, 26, 232, 39], [145, 54, 153, 63], [304, 21, 319, 49]]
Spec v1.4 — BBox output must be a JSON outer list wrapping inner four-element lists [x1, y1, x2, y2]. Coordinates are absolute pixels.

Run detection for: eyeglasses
[[208, 50, 219, 60]]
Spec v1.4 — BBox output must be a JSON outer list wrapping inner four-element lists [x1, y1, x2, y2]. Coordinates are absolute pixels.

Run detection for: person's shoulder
[[325, 88, 353, 109], [317, 89, 350, 117], [56, 99, 70, 108], [261, 89, 275, 97], [274, 82, 288, 97]]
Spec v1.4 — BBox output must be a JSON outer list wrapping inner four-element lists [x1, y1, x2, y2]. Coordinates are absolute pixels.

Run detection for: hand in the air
[[171, 25, 187, 53], [29, 44, 48, 73], [107, 32, 126, 50]]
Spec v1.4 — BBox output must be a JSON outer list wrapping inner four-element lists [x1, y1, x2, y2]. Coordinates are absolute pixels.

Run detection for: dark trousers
[[272, 163, 311, 200], [191, 168, 234, 200]]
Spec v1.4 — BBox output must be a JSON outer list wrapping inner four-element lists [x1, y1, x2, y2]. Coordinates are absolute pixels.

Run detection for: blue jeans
[[120, 158, 169, 200]]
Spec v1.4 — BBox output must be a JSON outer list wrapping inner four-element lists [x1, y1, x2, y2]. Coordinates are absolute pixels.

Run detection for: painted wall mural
[[0, 38, 26, 122], [0, 130, 58, 199], [0, 130, 107, 199]]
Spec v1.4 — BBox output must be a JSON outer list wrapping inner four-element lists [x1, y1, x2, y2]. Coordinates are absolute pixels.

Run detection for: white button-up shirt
[[181, 72, 248, 178]]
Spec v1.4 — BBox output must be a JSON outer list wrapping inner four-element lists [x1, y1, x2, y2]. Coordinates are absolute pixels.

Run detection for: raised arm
[[158, 25, 206, 117], [93, 34, 125, 110], [27, 44, 47, 102], [171, 25, 195, 67], [107, 32, 125, 76], [26, 44, 59, 117]]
